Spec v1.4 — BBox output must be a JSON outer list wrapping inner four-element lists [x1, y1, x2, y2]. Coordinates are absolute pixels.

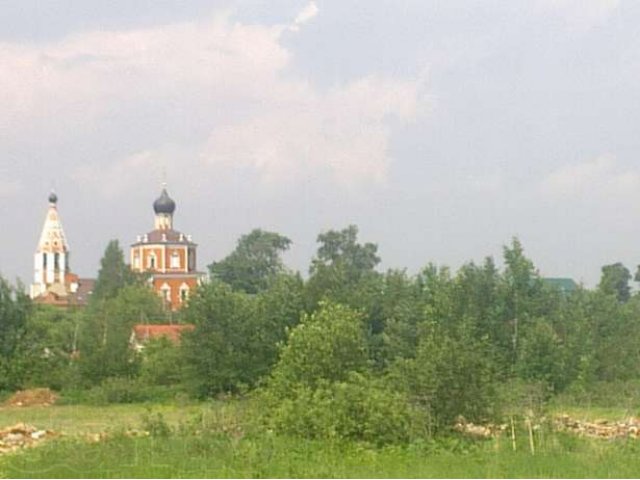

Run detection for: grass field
[[2, 402, 640, 478]]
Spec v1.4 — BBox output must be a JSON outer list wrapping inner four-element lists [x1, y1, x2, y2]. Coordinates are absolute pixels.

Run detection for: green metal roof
[[543, 277, 578, 293]]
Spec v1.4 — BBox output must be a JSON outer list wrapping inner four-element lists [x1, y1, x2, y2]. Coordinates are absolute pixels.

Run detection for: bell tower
[[30, 191, 71, 298]]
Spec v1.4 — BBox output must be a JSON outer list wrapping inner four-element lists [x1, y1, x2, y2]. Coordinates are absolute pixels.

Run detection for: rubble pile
[[4, 388, 58, 407], [555, 415, 640, 439], [0, 423, 57, 454], [454, 417, 507, 438]]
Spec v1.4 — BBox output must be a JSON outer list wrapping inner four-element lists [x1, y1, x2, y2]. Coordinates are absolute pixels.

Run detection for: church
[[30, 186, 205, 310], [29, 192, 95, 307], [130, 186, 205, 310]]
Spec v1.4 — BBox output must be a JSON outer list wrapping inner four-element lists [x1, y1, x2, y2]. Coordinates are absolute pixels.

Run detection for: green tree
[[390, 322, 498, 430], [260, 302, 420, 445], [139, 336, 185, 386], [19, 305, 82, 390], [515, 319, 566, 390], [499, 237, 546, 371], [182, 277, 302, 397], [209, 229, 292, 294], [268, 302, 369, 394], [0, 277, 31, 391], [306, 225, 381, 308], [598, 262, 631, 302], [378, 270, 424, 363], [79, 284, 165, 384], [92, 240, 141, 301]]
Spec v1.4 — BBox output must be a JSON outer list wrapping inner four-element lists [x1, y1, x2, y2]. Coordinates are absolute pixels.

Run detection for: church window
[[54, 253, 60, 270], [188, 250, 195, 270], [43, 254, 47, 269], [171, 251, 180, 268], [160, 283, 171, 303], [179, 284, 189, 303], [149, 253, 157, 269]]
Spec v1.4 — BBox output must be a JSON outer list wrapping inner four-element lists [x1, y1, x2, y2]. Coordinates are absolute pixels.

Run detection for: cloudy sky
[[2, 0, 639, 287]]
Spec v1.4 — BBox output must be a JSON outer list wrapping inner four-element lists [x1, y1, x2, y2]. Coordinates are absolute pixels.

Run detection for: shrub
[[388, 323, 499, 431], [139, 337, 184, 386], [140, 410, 172, 437], [267, 301, 369, 395], [83, 377, 176, 405], [263, 372, 422, 445]]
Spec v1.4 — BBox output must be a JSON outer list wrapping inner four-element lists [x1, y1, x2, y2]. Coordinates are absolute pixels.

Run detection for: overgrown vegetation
[[3, 226, 640, 453], [3, 402, 640, 478]]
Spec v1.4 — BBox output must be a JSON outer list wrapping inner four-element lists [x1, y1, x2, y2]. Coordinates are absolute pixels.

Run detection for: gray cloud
[[2, 1, 640, 289]]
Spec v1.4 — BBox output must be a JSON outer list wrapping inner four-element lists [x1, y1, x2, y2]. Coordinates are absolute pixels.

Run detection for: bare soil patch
[[3, 388, 58, 407]]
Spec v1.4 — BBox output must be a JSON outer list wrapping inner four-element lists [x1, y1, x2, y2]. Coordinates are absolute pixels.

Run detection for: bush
[[388, 324, 499, 431], [262, 372, 423, 445], [140, 410, 172, 437], [139, 337, 185, 387], [80, 378, 176, 405], [267, 301, 369, 395], [553, 379, 640, 410]]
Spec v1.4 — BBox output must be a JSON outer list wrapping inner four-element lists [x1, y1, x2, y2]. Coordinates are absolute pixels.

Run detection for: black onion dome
[[153, 188, 176, 214], [48, 191, 58, 204]]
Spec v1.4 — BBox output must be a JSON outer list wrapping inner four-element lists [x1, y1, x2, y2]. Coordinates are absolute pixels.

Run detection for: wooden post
[[510, 416, 517, 452], [527, 417, 535, 455]]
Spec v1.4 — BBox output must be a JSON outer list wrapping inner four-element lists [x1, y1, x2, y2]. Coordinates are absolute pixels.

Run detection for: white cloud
[[0, 8, 424, 194], [72, 150, 160, 197], [540, 155, 640, 201], [203, 75, 421, 186], [289, 2, 319, 32], [536, 0, 620, 30]]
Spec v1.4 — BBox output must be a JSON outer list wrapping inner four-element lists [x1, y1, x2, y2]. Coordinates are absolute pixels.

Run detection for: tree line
[[2, 227, 640, 442]]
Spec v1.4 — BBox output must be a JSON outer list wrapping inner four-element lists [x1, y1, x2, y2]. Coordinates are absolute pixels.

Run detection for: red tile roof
[[131, 324, 195, 344]]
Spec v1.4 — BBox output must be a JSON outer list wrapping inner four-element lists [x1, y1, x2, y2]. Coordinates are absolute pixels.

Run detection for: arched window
[[179, 283, 190, 303], [160, 283, 171, 303], [170, 251, 180, 269], [148, 252, 157, 270]]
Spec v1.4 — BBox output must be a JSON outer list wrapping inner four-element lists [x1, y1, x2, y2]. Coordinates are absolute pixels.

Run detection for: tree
[[139, 336, 185, 387], [182, 277, 303, 397], [310, 225, 380, 280], [79, 284, 165, 384], [500, 237, 545, 370], [93, 240, 141, 301], [515, 319, 566, 390], [306, 225, 381, 309], [19, 305, 83, 390], [598, 262, 631, 303], [389, 322, 498, 430], [268, 301, 369, 394], [209, 229, 292, 294], [0, 277, 31, 391]]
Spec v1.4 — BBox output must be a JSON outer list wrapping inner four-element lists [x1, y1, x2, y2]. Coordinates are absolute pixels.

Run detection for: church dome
[[153, 188, 176, 215], [49, 191, 58, 204]]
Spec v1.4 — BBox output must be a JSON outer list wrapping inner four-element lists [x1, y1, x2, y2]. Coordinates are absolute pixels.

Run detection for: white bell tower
[[30, 191, 71, 299]]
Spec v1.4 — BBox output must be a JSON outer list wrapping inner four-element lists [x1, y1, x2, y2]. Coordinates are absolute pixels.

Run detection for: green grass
[[2, 402, 640, 478], [3, 431, 640, 478], [0, 403, 207, 435]]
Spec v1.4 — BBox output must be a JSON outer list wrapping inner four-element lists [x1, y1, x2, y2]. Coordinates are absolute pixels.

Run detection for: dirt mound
[[0, 423, 58, 454], [4, 388, 58, 407]]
